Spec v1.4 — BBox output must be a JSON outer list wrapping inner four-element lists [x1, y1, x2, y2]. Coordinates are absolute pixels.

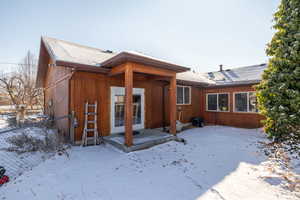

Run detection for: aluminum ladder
[[81, 101, 100, 146]]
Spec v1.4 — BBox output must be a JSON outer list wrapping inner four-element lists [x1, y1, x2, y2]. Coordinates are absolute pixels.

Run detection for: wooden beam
[[108, 64, 126, 76], [148, 75, 171, 82], [124, 63, 133, 146], [169, 75, 177, 135], [132, 63, 176, 77]]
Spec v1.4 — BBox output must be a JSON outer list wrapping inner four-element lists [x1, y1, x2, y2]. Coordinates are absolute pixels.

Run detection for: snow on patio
[[0, 126, 298, 200]]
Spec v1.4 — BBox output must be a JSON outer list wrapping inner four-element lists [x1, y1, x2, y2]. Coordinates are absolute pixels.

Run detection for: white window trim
[[110, 86, 145, 134], [206, 93, 230, 112], [233, 91, 258, 113], [176, 85, 192, 105]]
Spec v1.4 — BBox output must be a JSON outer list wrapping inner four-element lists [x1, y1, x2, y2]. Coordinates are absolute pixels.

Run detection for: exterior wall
[[69, 70, 169, 141], [200, 85, 264, 128], [163, 86, 202, 124], [69, 70, 201, 142], [177, 86, 202, 123], [44, 61, 72, 136], [44, 64, 263, 142]]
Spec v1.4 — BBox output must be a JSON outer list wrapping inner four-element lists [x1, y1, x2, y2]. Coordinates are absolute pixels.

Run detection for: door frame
[[110, 86, 145, 134]]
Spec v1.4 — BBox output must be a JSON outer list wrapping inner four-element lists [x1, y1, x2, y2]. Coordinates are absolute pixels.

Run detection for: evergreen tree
[[256, 0, 300, 148]]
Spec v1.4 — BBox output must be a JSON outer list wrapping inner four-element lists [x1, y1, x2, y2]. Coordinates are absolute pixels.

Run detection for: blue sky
[[0, 0, 279, 72]]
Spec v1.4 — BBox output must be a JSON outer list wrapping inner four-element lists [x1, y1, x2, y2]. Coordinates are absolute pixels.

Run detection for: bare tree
[[0, 73, 25, 108], [0, 51, 43, 110], [18, 51, 43, 109]]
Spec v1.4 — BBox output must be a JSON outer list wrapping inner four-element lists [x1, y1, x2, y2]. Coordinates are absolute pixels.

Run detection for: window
[[206, 93, 229, 111], [177, 86, 191, 105], [234, 92, 258, 112], [207, 94, 217, 111]]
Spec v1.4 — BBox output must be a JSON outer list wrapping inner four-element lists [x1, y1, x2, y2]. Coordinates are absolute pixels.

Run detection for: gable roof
[[37, 37, 190, 87], [100, 51, 190, 72], [201, 63, 267, 87], [37, 37, 267, 88], [42, 36, 117, 66]]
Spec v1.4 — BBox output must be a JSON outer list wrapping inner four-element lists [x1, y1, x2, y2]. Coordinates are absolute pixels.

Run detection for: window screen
[[177, 86, 191, 104], [207, 94, 218, 111], [177, 86, 184, 104], [218, 93, 229, 111], [184, 87, 190, 104], [235, 93, 248, 112]]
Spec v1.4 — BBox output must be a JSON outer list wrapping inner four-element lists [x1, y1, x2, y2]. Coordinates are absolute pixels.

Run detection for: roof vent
[[219, 64, 223, 72], [104, 50, 113, 53], [208, 72, 215, 79]]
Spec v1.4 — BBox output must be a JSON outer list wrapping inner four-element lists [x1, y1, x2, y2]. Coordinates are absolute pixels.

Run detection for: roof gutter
[[177, 79, 211, 87], [203, 80, 261, 88], [55, 60, 110, 73]]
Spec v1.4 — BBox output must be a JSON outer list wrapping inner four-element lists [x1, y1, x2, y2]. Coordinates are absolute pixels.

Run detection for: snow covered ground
[[1, 126, 299, 200], [0, 128, 53, 179]]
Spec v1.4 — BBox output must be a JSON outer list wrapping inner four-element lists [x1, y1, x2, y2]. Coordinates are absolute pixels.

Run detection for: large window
[[177, 86, 191, 105], [234, 92, 258, 112], [206, 93, 229, 112]]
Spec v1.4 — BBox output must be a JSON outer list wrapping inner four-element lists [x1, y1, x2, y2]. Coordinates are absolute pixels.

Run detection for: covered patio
[[101, 53, 190, 149]]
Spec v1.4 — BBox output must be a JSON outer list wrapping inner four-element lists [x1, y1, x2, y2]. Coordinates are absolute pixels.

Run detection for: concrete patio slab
[[103, 129, 177, 152]]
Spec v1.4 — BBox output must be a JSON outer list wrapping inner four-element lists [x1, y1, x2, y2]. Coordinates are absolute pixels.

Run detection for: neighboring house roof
[[201, 63, 267, 87]]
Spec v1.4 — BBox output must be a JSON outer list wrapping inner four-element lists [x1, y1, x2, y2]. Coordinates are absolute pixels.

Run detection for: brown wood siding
[[44, 63, 72, 135], [176, 87, 202, 123], [45, 63, 263, 142], [200, 85, 264, 128], [69, 70, 171, 141]]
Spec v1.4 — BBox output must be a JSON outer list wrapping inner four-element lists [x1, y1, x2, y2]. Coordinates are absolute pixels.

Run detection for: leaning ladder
[[81, 101, 99, 146]]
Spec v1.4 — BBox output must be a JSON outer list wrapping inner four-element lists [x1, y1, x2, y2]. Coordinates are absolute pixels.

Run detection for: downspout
[[162, 82, 169, 132], [68, 68, 76, 144]]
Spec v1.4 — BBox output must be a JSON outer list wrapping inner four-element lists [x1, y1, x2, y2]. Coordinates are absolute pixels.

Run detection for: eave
[[100, 52, 190, 73]]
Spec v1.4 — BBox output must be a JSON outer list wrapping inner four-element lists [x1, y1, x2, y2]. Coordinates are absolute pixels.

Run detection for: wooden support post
[[169, 75, 177, 135], [125, 64, 133, 146]]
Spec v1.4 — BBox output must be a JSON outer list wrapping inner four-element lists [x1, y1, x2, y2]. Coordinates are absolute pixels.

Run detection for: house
[[36, 37, 266, 146]]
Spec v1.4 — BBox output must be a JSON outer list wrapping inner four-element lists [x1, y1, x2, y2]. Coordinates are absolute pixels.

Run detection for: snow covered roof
[[41, 37, 189, 72], [100, 51, 189, 72], [37, 37, 266, 88], [176, 71, 214, 85], [202, 63, 267, 86], [42, 37, 116, 66], [37, 37, 190, 87]]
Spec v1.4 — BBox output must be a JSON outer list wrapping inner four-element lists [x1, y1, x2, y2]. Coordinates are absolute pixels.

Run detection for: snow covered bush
[[260, 141, 300, 192], [4, 128, 69, 154]]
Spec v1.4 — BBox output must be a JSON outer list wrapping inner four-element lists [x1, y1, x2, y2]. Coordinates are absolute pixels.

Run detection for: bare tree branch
[[0, 51, 43, 110]]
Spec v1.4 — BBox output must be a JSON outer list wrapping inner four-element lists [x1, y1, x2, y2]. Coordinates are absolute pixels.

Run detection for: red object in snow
[[0, 175, 9, 185]]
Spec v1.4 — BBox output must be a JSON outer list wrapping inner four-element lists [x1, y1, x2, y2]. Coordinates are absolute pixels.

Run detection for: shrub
[[4, 129, 69, 155], [256, 0, 300, 152]]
